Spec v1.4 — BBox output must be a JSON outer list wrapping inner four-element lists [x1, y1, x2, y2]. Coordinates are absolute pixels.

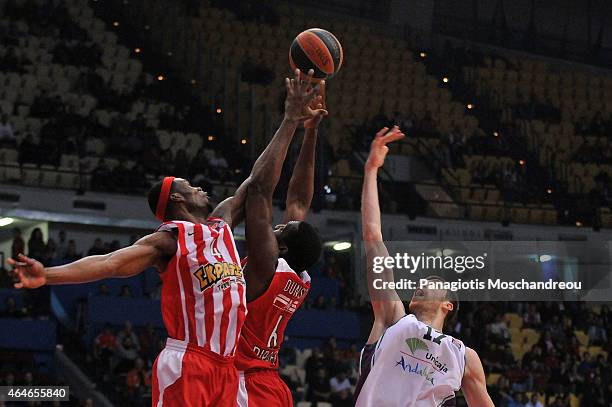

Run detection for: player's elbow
[[363, 224, 383, 241], [101, 254, 120, 278]]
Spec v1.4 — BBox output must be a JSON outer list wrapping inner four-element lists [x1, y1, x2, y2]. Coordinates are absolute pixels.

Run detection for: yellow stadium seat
[[486, 373, 501, 386], [570, 393, 580, 407], [522, 329, 540, 347], [575, 330, 588, 347], [505, 313, 523, 329]]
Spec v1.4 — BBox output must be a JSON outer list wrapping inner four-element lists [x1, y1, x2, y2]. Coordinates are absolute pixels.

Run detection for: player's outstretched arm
[[8, 232, 176, 288], [283, 81, 326, 223], [244, 182, 279, 299], [211, 68, 326, 228], [362, 126, 406, 344], [462, 347, 495, 407]]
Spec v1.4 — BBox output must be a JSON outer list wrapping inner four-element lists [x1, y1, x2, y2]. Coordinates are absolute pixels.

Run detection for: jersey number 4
[[267, 315, 283, 347], [423, 326, 446, 344]]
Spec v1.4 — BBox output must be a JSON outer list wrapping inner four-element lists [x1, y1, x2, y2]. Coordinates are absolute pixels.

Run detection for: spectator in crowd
[[329, 370, 352, 405], [577, 352, 596, 377], [307, 367, 331, 405], [94, 324, 117, 368], [87, 238, 107, 256], [117, 321, 140, 349], [312, 295, 326, 310], [11, 227, 24, 260], [523, 304, 541, 328], [91, 159, 112, 191], [42, 238, 57, 265], [487, 314, 510, 344], [55, 230, 68, 260], [0, 115, 15, 144], [1, 296, 26, 318], [27, 228, 46, 261], [587, 317, 607, 346], [138, 324, 159, 360], [116, 336, 139, 373], [126, 357, 150, 402], [97, 283, 110, 296], [305, 348, 326, 385], [62, 239, 81, 262], [118, 285, 134, 298], [525, 393, 544, 407]]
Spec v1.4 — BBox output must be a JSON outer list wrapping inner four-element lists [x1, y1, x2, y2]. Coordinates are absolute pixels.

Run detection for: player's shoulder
[[277, 258, 312, 284]]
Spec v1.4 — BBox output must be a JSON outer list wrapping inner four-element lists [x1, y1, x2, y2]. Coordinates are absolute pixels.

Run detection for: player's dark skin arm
[[282, 82, 325, 223], [8, 232, 176, 288], [243, 74, 326, 301], [211, 69, 324, 228]]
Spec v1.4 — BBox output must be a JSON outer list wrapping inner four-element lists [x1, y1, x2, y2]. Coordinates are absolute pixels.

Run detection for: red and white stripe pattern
[[158, 219, 247, 358]]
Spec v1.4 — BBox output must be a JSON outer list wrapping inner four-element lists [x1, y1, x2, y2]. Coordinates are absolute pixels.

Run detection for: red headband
[[155, 176, 175, 221]]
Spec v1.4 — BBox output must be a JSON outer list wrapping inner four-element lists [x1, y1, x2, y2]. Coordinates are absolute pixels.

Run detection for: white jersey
[[355, 314, 466, 407]]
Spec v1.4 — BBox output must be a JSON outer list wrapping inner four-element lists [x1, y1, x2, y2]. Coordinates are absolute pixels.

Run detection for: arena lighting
[[157, 75, 164, 81], [332, 242, 351, 251], [442, 77, 449, 83], [0, 217, 14, 227], [539, 255, 552, 262]]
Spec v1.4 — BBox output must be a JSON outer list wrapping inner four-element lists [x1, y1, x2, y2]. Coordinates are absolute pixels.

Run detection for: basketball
[[289, 28, 343, 80]]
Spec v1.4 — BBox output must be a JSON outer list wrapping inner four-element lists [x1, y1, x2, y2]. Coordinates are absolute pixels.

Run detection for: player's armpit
[[461, 347, 495, 407], [210, 176, 251, 229]]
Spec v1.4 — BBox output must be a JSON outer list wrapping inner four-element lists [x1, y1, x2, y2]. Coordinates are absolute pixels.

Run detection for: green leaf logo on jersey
[[405, 338, 429, 355]]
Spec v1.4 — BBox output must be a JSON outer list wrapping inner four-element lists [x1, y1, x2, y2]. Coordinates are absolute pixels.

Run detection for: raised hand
[[284, 68, 328, 123], [304, 80, 327, 129], [7, 254, 46, 289], [365, 126, 405, 170]]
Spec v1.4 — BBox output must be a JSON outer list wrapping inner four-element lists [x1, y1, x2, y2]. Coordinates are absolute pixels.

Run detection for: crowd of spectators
[[88, 320, 161, 406], [454, 301, 611, 406]]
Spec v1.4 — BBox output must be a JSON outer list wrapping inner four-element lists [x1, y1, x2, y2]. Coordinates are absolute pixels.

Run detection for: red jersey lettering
[[235, 258, 310, 372]]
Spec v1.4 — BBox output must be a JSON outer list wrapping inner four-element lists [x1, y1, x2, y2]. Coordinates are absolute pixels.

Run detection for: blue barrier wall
[[85, 296, 360, 347], [0, 319, 57, 351], [0, 289, 24, 310]]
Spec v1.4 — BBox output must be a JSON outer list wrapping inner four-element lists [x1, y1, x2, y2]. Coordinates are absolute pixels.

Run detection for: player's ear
[[169, 193, 185, 203], [278, 243, 288, 254], [443, 301, 454, 313]]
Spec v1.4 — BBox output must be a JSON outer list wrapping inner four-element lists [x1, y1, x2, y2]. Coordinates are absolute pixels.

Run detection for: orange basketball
[[289, 28, 343, 80]]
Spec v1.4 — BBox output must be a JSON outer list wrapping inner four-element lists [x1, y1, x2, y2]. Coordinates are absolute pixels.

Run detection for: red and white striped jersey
[[234, 257, 310, 372], [157, 218, 247, 358]]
